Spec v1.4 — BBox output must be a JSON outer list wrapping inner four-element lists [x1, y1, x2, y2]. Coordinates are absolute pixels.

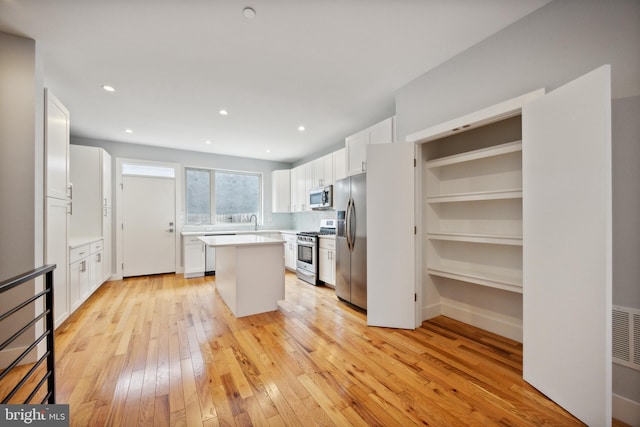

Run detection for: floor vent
[[612, 305, 640, 371]]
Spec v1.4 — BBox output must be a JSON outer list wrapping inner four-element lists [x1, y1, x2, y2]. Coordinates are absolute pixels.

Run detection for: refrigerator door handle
[[350, 198, 356, 250], [345, 198, 353, 251]]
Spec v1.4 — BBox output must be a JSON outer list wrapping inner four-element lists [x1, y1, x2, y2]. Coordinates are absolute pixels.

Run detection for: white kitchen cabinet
[[46, 197, 69, 328], [312, 153, 334, 188], [281, 233, 297, 271], [102, 151, 112, 282], [45, 90, 71, 201], [346, 116, 394, 176], [289, 167, 299, 212], [69, 243, 91, 312], [334, 148, 347, 182], [271, 169, 291, 213], [89, 240, 104, 293], [69, 145, 112, 284], [183, 235, 205, 278], [44, 89, 71, 329], [319, 237, 335, 286], [69, 238, 103, 310], [291, 163, 313, 212]]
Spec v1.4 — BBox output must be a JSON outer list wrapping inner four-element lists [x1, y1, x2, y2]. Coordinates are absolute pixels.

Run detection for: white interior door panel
[[122, 175, 176, 277], [522, 65, 611, 426]]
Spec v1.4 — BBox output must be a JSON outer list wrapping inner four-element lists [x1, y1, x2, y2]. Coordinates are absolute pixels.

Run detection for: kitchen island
[[198, 234, 285, 317]]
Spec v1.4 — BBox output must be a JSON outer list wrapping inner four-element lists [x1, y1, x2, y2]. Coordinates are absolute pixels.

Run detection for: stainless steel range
[[296, 219, 336, 285]]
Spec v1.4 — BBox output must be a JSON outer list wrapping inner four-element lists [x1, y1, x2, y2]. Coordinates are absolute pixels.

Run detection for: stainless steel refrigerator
[[335, 173, 367, 310]]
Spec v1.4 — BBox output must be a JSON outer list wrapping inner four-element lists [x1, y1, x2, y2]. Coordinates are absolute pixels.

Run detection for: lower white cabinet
[[69, 243, 90, 312], [319, 237, 336, 286], [281, 233, 297, 271], [89, 241, 104, 293], [69, 238, 105, 312], [184, 236, 205, 278]]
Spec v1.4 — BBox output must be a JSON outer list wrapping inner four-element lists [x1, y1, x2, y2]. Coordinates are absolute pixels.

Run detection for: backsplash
[[293, 210, 337, 231]]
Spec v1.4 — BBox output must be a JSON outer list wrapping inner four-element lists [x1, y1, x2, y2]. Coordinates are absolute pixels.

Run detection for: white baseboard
[[424, 299, 523, 342], [0, 346, 37, 370], [613, 393, 640, 426], [422, 303, 441, 320]]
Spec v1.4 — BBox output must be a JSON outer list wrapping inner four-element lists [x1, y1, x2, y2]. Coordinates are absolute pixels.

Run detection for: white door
[[122, 176, 176, 277], [45, 197, 69, 328], [522, 65, 611, 426], [366, 142, 418, 329]]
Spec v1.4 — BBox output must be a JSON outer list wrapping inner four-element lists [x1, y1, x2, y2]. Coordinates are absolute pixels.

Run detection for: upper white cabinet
[[312, 153, 334, 188], [346, 116, 394, 176], [334, 148, 347, 182], [291, 163, 313, 212], [271, 169, 291, 213], [70, 145, 102, 238], [45, 90, 71, 201], [277, 148, 345, 213]]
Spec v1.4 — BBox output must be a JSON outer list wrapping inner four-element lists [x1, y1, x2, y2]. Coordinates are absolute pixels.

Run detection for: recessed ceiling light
[[243, 7, 256, 19], [298, 125, 305, 132], [102, 85, 115, 92], [266, 149, 271, 153], [205, 140, 212, 145], [125, 129, 133, 134], [219, 109, 228, 116]]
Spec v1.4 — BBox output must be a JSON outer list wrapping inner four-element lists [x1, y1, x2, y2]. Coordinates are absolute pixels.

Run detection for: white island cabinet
[[199, 235, 285, 317]]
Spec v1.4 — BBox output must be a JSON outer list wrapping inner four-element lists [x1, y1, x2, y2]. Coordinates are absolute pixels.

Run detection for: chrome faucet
[[249, 214, 258, 231]]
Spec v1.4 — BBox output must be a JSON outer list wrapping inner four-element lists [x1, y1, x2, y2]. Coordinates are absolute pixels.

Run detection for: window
[[185, 168, 262, 225], [122, 163, 175, 178]]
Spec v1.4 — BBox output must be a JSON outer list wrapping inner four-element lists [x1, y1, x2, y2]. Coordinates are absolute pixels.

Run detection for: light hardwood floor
[[3, 272, 589, 426]]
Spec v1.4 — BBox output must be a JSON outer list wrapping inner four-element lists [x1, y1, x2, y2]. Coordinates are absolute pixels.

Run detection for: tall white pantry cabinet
[[44, 89, 71, 329], [368, 66, 612, 426]]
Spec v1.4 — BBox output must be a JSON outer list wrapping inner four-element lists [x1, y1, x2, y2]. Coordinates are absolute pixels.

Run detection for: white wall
[[0, 31, 43, 365], [394, 0, 640, 413]]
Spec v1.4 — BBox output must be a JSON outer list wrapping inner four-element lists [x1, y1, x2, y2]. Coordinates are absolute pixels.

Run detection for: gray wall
[[612, 95, 640, 404], [0, 32, 43, 360], [396, 0, 640, 140], [395, 0, 639, 407]]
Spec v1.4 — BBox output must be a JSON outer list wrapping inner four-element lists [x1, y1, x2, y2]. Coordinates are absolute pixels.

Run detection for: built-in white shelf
[[427, 265, 523, 294], [427, 232, 522, 246], [426, 189, 522, 204], [426, 140, 522, 169]]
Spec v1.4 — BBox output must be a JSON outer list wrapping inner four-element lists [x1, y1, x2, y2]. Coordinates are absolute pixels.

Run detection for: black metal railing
[[0, 264, 56, 404]]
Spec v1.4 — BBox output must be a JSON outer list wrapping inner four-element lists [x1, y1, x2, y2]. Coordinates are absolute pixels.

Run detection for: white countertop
[[69, 236, 103, 249], [182, 229, 297, 237], [198, 234, 285, 247]]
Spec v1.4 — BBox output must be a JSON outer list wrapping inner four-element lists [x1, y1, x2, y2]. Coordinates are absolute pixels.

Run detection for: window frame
[[184, 166, 263, 226]]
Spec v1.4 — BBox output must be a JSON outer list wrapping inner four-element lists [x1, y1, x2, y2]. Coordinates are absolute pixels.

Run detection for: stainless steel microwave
[[309, 185, 333, 210]]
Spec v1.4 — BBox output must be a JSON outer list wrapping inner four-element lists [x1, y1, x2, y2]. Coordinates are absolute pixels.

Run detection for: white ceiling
[[0, 0, 550, 163]]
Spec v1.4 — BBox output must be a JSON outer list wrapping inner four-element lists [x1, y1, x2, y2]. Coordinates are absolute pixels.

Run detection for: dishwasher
[[205, 233, 235, 275]]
